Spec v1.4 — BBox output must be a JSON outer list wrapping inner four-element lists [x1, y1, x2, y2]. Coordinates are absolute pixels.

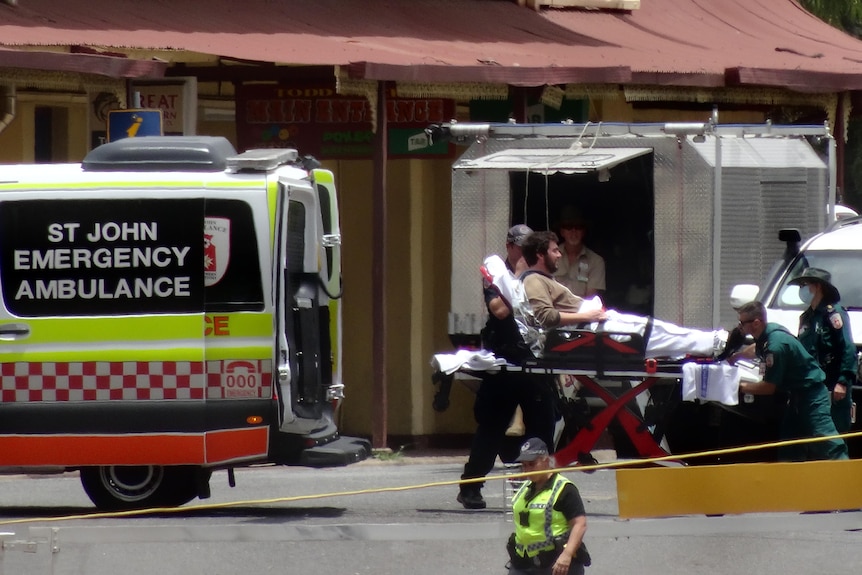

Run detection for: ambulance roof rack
[[82, 136, 238, 172], [226, 148, 299, 172]]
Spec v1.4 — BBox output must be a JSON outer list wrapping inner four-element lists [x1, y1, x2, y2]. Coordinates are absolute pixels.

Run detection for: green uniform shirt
[[798, 302, 856, 390], [757, 323, 848, 461], [758, 323, 826, 394], [797, 302, 856, 432]]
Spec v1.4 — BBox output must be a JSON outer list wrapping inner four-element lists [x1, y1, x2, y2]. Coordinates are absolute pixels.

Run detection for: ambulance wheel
[[80, 465, 202, 511]]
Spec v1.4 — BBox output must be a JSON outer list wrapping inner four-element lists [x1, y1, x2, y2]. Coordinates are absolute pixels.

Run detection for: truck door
[[273, 180, 330, 427]]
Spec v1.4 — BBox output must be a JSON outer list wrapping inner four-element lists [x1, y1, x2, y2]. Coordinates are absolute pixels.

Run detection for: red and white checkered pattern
[[0, 360, 273, 402]]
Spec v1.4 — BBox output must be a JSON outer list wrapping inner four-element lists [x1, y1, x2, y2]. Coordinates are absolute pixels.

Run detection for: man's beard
[[546, 258, 558, 273]]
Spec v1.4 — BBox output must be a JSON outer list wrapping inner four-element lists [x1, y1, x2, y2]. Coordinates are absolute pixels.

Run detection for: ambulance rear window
[[204, 199, 265, 312]]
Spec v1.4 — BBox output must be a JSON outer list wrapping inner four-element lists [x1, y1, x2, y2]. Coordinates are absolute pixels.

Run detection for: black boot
[[457, 485, 486, 509]]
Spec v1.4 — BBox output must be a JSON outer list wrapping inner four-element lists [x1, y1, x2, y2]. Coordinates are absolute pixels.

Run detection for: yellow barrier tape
[[3, 429, 862, 526]]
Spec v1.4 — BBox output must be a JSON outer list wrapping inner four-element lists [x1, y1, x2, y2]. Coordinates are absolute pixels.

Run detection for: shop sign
[[236, 83, 453, 159]]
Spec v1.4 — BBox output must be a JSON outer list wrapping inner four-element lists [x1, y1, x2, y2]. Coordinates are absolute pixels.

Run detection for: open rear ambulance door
[[273, 179, 327, 428]]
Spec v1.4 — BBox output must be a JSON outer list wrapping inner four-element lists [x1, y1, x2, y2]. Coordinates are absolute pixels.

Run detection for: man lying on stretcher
[[486, 230, 738, 360]]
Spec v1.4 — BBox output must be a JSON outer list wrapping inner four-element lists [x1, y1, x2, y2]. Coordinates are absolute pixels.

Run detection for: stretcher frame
[[433, 352, 715, 468], [522, 359, 693, 467]]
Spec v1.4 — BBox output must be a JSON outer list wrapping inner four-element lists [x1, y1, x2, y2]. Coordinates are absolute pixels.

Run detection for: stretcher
[[432, 327, 726, 467]]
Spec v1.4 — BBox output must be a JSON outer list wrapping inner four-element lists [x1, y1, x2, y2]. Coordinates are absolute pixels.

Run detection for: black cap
[[506, 224, 533, 246], [788, 267, 840, 303], [515, 437, 549, 462]]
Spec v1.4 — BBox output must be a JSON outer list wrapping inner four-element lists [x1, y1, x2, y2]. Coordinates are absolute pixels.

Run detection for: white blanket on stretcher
[[681, 363, 740, 405], [681, 360, 761, 406], [431, 349, 508, 375]]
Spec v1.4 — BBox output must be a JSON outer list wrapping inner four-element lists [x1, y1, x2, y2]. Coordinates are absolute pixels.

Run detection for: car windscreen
[[770, 250, 862, 311]]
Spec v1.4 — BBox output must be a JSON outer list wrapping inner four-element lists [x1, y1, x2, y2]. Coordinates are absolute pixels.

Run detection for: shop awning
[[454, 147, 652, 174], [1, 0, 862, 90], [0, 47, 166, 78]]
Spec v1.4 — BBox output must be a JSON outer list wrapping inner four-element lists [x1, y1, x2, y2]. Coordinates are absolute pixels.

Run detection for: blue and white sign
[[107, 109, 163, 142]]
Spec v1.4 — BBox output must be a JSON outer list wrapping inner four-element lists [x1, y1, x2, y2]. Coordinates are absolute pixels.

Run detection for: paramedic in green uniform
[[789, 268, 857, 433], [736, 301, 848, 461]]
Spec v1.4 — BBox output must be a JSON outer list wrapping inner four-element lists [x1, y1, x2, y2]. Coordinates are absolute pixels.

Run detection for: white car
[[730, 215, 862, 349]]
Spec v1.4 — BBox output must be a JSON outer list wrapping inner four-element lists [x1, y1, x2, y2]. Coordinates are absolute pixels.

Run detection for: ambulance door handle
[[0, 323, 30, 341]]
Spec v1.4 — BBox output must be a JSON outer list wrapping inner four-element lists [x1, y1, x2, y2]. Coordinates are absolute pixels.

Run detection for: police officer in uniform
[[507, 437, 590, 575], [789, 268, 857, 433], [736, 301, 848, 461]]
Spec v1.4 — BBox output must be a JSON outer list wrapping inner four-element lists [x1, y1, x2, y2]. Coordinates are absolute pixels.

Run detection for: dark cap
[[506, 224, 533, 246], [514, 437, 549, 463], [789, 267, 840, 303]]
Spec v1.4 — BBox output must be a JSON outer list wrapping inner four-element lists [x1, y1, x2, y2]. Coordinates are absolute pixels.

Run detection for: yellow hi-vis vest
[[512, 474, 573, 557]]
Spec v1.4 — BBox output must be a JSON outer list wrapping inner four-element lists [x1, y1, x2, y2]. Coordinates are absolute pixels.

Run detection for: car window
[[771, 250, 862, 311]]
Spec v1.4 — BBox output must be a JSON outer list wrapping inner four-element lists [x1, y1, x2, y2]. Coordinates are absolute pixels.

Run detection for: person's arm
[[523, 275, 562, 327], [831, 308, 857, 401], [551, 482, 587, 575], [739, 379, 777, 395], [523, 275, 606, 328], [487, 295, 511, 320], [728, 343, 756, 364], [483, 282, 512, 320], [557, 308, 607, 327], [552, 515, 587, 575]]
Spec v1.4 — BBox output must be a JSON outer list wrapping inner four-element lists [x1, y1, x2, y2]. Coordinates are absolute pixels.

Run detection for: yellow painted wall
[[591, 95, 766, 124], [0, 95, 89, 163], [0, 103, 25, 163], [326, 156, 474, 441]]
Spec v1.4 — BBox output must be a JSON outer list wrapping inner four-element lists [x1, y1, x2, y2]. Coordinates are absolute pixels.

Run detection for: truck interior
[[508, 151, 655, 316]]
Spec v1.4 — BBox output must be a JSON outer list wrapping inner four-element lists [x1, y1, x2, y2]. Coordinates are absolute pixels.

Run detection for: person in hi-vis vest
[[507, 437, 591, 575]]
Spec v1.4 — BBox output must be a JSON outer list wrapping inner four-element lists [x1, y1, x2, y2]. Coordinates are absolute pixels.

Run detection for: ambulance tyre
[[80, 465, 203, 511]]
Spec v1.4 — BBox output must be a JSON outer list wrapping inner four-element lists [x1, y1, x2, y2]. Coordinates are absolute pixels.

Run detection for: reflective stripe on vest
[[512, 474, 572, 557]]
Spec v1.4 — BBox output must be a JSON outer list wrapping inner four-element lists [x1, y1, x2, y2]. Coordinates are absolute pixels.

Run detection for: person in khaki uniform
[[553, 208, 605, 299]]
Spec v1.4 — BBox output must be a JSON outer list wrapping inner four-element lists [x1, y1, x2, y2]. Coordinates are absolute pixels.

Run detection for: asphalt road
[[0, 452, 860, 575]]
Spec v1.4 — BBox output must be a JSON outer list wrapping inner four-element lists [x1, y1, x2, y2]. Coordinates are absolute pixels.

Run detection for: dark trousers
[[778, 391, 848, 461], [461, 371, 557, 489]]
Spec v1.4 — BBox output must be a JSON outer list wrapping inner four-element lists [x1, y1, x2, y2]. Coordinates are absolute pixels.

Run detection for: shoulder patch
[[830, 312, 844, 330], [765, 353, 774, 368]]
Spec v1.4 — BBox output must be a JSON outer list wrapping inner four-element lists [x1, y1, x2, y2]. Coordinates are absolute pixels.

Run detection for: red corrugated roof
[[1, 0, 861, 90], [0, 47, 166, 78]]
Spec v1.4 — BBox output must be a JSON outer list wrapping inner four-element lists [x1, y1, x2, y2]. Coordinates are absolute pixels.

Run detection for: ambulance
[[0, 136, 370, 510]]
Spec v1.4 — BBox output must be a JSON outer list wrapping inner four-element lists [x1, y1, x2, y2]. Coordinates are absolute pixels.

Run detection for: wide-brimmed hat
[[514, 437, 549, 462], [789, 267, 841, 303], [556, 205, 588, 230], [506, 224, 533, 246]]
